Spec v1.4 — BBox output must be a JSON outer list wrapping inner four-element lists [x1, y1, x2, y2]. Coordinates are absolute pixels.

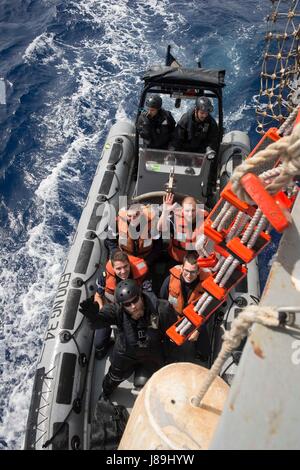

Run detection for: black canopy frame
[[135, 59, 226, 162]]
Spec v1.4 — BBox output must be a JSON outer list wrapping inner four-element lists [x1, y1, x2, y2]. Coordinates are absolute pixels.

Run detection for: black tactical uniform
[[137, 108, 176, 150], [80, 290, 174, 397], [170, 110, 219, 154]]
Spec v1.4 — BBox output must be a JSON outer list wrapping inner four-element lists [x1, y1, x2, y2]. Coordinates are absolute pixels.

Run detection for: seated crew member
[[169, 96, 219, 155], [79, 280, 174, 398], [93, 250, 151, 359], [105, 203, 161, 266], [159, 252, 211, 363], [137, 94, 176, 149], [157, 193, 208, 264]]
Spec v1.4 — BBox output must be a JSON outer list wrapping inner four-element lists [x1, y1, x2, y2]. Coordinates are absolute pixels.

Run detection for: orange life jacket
[[104, 255, 148, 302], [168, 208, 208, 262], [118, 206, 155, 259], [168, 265, 207, 316]]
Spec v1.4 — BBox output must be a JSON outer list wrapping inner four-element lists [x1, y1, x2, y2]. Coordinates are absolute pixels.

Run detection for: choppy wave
[[0, 0, 270, 449]]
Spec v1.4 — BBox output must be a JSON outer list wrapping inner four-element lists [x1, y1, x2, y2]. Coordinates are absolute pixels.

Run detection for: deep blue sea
[[0, 0, 275, 449]]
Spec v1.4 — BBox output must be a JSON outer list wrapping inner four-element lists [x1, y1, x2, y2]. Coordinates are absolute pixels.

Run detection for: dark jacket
[[137, 108, 176, 149], [95, 292, 173, 350], [170, 110, 219, 153]]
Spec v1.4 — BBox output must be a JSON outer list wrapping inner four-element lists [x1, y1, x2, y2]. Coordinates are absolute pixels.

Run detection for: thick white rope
[[259, 166, 282, 185], [219, 259, 239, 289], [231, 123, 300, 203], [278, 103, 300, 136], [195, 233, 207, 254], [217, 206, 238, 232], [191, 305, 281, 407], [247, 215, 268, 249], [212, 256, 224, 273], [225, 211, 250, 242], [214, 255, 233, 284], [196, 235, 210, 257], [240, 209, 263, 244], [212, 202, 230, 229]]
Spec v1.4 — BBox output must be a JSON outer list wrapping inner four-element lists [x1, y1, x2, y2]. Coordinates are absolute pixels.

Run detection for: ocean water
[[0, 0, 274, 449]]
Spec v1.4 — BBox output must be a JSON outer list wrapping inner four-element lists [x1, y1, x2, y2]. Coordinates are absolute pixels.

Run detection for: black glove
[[79, 298, 103, 329], [79, 298, 119, 330], [100, 304, 118, 325]]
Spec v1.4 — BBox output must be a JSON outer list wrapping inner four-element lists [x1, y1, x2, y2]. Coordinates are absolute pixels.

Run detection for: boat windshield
[[140, 148, 205, 176]]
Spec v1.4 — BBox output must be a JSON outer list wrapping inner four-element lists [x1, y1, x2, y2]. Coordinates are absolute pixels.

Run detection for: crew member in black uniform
[[137, 94, 176, 149], [79, 279, 174, 398], [169, 96, 219, 196], [169, 96, 219, 154]]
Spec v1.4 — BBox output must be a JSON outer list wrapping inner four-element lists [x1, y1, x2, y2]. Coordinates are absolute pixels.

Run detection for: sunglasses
[[122, 296, 140, 308]]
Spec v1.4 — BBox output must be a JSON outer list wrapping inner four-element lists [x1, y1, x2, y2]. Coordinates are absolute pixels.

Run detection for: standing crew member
[[80, 280, 174, 398]]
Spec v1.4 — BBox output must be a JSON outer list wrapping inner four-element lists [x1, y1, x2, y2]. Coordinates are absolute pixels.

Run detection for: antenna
[[166, 45, 181, 68], [165, 165, 176, 194]]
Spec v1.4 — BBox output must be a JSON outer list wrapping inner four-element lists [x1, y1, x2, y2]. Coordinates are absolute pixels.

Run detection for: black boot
[[101, 372, 122, 401], [133, 365, 151, 389]]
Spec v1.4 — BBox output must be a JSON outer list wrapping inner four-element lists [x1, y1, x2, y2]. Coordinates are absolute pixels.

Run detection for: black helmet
[[115, 279, 141, 304], [146, 95, 162, 109], [195, 96, 213, 113]]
